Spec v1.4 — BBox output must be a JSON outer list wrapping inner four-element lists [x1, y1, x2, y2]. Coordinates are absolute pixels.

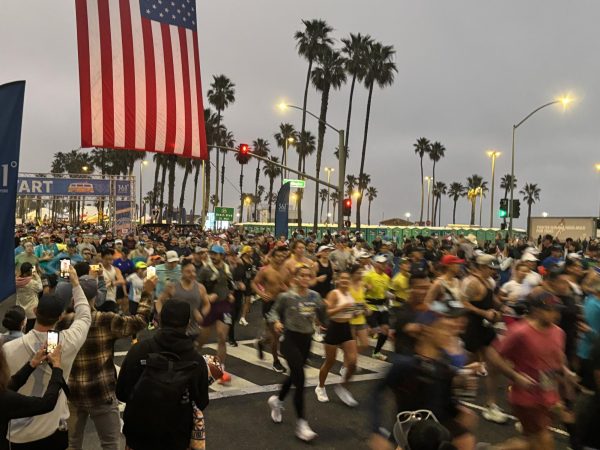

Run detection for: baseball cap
[[358, 251, 371, 259], [521, 252, 538, 262], [440, 254, 465, 265], [135, 261, 148, 269], [475, 254, 500, 269], [239, 245, 253, 255], [373, 255, 388, 264], [317, 245, 334, 254], [210, 245, 226, 255], [114, 239, 123, 244], [36, 295, 65, 321], [195, 246, 208, 254], [165, 250, 179, 262], [528, 291, 563, 310], [161, 299, 191, 328]]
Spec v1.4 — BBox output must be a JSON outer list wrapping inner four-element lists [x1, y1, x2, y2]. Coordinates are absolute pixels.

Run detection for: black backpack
[[123, 352, 200, 436]]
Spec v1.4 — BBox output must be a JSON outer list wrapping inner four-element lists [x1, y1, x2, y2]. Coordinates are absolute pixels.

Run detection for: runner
[[267, 265, 327, 442], [251, 246, 289, 373], [98, 249, 125, 313], [283, 240, 316, 281], [364, 255, 392, 360], [348, 264, 370, 353], [315, 269, 359, 407]]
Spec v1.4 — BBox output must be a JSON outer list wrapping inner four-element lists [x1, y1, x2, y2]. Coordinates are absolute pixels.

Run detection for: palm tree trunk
[[320, 200, 325, 223], [191, 162, 200, 223], [344, 74, 357, 150], [527, 203, 532, 237], [268, 180, 274, 222], [432, 195, 438, 225], [431, 162, 436, 222], [438, 196, 442, 226], [297, 59, 313, 227], [452, 199, 457, 224], [419, 157, 424, 224], [239, 165, 244, 222], [158, 162, 167, 222], [313, 85, 330, 232], [167, 156, 176, 224], [203, 157, 211, 219], [214, 112, 222, 208], [220, 151, 226, 206], [178, 165, 190, 224], [254, 163, 261, 221], [368, 200, 372, 226], [470, 198, 476, 225], [356, 83, 374, 229], [478, 195, 483, 226], [151, 160, 160, 213]]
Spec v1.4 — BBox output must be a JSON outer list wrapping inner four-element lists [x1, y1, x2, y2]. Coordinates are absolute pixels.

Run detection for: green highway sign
[[283, 179, 305, 188], [214, 207, 235, 221]]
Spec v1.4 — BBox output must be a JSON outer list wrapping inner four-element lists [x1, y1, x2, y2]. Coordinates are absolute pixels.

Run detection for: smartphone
[[90, 264, 100, 272], [146, 266, 156, 279], [60, 259, 71, 279], [47, 331, 59, 354]]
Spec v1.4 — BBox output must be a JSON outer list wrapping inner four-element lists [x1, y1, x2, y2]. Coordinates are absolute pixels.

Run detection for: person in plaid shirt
[[62, 273, 155, 450]]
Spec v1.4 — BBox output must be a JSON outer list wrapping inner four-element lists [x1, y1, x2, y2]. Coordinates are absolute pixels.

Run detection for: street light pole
[[508, 96, 573, 237], [487, 151, 500, 228]]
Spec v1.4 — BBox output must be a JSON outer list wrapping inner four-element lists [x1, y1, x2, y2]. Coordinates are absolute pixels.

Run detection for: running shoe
[[272, 360, 286, 373], [227, 339, 238, 347], [372, 351, 387, 361], [314, 385, 329, 402], [334, 384, 358, 407], [339, 365, 347, 381], [218, 372, 232, 384], [268, 395, 284, 423], [147, 323, 155, 331], [482, 403, 508, 424], [312, 332, 324, 343], [296, 419, 318, 442], [254, 338, 264, 360], [239, 317, 249, 326]]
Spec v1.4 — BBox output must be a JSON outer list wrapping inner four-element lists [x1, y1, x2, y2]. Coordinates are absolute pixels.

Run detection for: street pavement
[[80, 301, 570, 449]]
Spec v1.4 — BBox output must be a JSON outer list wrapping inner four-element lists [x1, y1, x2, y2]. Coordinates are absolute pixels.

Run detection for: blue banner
[[274, 182, 290, 238], [115, 179, 132, 197], [115, 200, 133, 234], [0, 81, 25, 302], [17, 176, 111, 196]]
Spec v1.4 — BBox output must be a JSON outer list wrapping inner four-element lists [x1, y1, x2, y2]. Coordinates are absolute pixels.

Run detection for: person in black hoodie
[[0, 343, 64, 450], [116, 299, 209, 450]]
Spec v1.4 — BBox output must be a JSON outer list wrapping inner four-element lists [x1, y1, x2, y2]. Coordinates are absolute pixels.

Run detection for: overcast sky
[[2, 0, 599, 229]]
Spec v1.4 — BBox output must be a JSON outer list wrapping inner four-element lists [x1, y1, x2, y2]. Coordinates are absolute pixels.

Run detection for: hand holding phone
[[146, 266, 156, 279], [60, 259, 71, 279], [46, 331, 59, 355]]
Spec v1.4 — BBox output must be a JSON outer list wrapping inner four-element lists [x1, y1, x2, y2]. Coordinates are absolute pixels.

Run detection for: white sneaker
[[334, 384, 358, 407], [372, 351, 387, 361], [239, 317, 249, 326], [482, 403, 508, 424], [313, 332, 324, 343], [267, 395, 284, 423], [314, 385, 329, 402], [296, 419, 318, 442], [339, 365, 347, 381]]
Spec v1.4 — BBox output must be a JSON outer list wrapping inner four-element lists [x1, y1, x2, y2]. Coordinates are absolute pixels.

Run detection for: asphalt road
[[78, 301, 570, 450]]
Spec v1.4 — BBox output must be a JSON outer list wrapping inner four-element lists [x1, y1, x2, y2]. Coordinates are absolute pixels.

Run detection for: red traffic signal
[[342, 198, 352, 216], [239, 143, 250, 156]]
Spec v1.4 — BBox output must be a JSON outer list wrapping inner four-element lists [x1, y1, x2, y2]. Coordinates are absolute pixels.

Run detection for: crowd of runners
[[1, 221, 600, 450]]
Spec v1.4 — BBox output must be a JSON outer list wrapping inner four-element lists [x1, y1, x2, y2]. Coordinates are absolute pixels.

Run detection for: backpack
[[123, 352, 200, 436]]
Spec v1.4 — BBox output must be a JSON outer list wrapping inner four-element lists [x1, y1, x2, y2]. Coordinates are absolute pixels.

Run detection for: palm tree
[[209, 194, 218, 211], [319, 188, 329, 222], [432, 181, 447, 226], [218, 129, 235, 207], [520, 183, 541, 236], [413, 137, 431, 224], [153, 153, 169, 221], [447, 182, 465, 224], [255, 185, 265, 221], [345, 174, 357, 197], [478, 184, 489, 226], [176, 156, 193, 223], [356, 41, 397, 229], [236, 147, 251, 222], [357, 173, 371, 220], [196, 108, 221, 221], [263, 156, 282, 222], [341, 32, 372, 154], [251, 139, 270, 220], [428, 141, 446, 221], [207, 74, 235, 205], [366, 186, 378, 226], [294, 130, 316, 226], [311, 47, 347, 231], [466, 175, 487, 225], [274, 123, 297, 185], [330, 190, 340, 221], [166, 155, 178, 223], [499, 174, 517, 227]]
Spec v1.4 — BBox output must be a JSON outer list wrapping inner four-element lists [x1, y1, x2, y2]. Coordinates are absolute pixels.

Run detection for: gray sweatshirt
[[268, 288, 326, 334]]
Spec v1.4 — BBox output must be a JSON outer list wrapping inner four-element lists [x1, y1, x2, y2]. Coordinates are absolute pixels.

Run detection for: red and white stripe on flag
[[75, 0, 208, 159]]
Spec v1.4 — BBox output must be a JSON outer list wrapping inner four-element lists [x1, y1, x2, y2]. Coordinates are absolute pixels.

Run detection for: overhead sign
[[283, 179, 305, 188], [16, 176, 132, 197], [215, 207, 234, 221]]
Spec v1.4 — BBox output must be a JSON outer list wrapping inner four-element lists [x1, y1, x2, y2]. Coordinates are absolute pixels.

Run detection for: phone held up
[[59, 259, 71, 279], [46, 331, 59, 354]]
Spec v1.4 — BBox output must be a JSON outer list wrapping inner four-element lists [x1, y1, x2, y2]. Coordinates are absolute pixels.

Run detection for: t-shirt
[[500, 280, 527, 303], [390, 272, 409, 307], [34, 243, 59, 273], [496, 320, 565, 407], [15, 253, 39, 272], [578, 295, 600, 360], [363, 271, 390, 302], [126, 273, 144, 303]]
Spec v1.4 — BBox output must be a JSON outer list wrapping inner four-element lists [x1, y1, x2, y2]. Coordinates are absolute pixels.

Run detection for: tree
[[466, 175, 487, 226], [251, 139, 270, 220], [196, 108, 222, 221], [345, 174, 357, 197], [357, 173, 371, 220], [274, 123, 297, 186], [520, 183, 541, 236], [428, 141, 446, 221], [432, 181, 447, 226], [263, 156, 282, 222], [447, 182, 465, 225], [366, 186, 378, 226], [207, 74, 235, 206], [341, 32, 372, 156], [236, 145, 251, 222], [413, 137, 431, 224], [330, 190, 340, 222], [176, 156, 193, 223], [255, 185, 265, 221], [166, 155, 178, 223], [311, 47, 347, 231], [218, 129, 236, 207], [152, 153, 170, 221], [499, 174, 517, 227], [319, 188, 329, 222], [356, 41, 397, 229], [294, 130, 316, 226]]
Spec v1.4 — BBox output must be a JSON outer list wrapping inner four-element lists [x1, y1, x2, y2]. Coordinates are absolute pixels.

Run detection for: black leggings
[[228, 291, 244, 342], [278, 330, 312, 419]]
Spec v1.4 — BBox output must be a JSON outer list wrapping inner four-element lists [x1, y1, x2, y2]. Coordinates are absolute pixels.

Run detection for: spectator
[[15, 241, 39, 273], [1, 306, 26, 344], [15, 262, 43, 332], [116, 299, 209, 450], [2, 267, 91, 449]]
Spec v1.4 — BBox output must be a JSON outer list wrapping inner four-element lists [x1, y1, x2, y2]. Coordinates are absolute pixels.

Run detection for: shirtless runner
[[252, 246, 290, 373]]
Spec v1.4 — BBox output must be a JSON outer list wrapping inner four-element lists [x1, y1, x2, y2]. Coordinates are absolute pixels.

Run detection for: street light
[[405, 212, 411, 222], [487, 150, 501, 228], [509, 94, 575, 236], [82, 166, 89, 172], [542, 211, 549, 218], [278, 101, 346, 230], [324, 167, 334, 222], [139, 160, 149, 223], [424, 176, 432, 224]]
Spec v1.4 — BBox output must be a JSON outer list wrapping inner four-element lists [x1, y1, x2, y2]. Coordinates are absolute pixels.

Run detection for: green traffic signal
[[498, 209, 507, 218]]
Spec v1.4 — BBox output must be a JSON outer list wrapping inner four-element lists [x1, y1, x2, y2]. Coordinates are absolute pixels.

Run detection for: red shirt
[[496, 320, 565, 407]]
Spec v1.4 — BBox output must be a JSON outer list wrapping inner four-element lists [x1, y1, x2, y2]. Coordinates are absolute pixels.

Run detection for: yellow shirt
[[390, 272, 410, 307], [349, 284, 366, 325], [363, 270, 390, 308]]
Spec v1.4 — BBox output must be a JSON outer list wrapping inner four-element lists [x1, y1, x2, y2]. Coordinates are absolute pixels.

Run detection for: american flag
[[75, 0, 208, 159]]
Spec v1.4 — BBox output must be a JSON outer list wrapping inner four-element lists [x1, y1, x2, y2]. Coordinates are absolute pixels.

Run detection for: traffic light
[[512, 199, 521, 219], [239, 143, 250, 156], [498, 198, 508, 218], [342, 198, 352, 216]]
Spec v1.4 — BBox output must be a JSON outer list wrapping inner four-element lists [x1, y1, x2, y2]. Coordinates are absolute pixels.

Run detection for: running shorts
[[324, 321, 353, 346], [202, 300, 233, 327], [367, 310, 390, 329]]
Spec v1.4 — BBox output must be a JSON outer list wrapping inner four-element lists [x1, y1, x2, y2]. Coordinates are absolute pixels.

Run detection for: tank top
[[173, 280, 202, 334], [104, 265, 117, 302], [349, 284, 366, 326], [330, 289, 355, 321], [314, 259, 333, 298]]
